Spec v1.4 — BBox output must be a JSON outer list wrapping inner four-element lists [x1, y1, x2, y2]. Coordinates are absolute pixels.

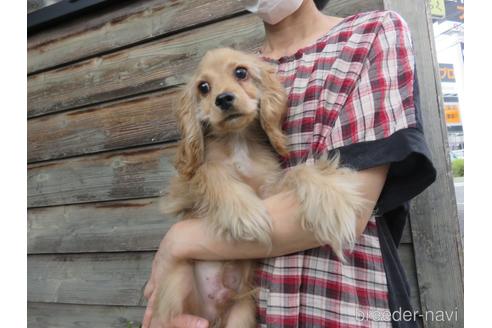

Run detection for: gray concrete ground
[[454, 177, 464, 237]]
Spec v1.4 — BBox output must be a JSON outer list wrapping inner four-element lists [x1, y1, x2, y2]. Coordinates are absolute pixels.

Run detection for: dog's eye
[[198, 81, 210, 95], [234, 67, 248, 80]]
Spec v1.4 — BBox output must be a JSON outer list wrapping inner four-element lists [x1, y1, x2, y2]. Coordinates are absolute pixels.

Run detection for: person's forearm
[[169, 191, 317, 260], [168, 165, 389, 261]]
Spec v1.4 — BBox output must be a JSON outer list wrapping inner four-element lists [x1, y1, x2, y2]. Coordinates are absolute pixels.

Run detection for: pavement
[[454, 177, 464, 237]]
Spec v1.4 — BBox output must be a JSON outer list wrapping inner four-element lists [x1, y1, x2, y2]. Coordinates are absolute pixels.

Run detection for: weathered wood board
[[28, 88, 179, 163], [28, 143, 176, 207], [28, 302, 145, 328], [27, 252, 153, 306], [28, 198, 178, 254]]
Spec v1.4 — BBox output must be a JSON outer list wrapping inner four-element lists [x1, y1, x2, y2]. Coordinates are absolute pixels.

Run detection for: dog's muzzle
[[215, 92, 235, 111]]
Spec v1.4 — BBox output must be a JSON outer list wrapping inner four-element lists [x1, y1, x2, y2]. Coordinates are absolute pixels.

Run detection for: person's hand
[[141, 224, 210, 328], [143, 313, 209, 328]]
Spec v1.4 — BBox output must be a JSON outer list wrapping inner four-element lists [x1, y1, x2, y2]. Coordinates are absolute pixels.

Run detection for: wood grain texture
[[28, 143, 176, 208], [27, 14, 265, 118], [383, 0, 464, 327], [27, 0, 382, 74], [28, 302, 144, 328], [27, 0, 245, 74], [28, 88, 178, 163], [28, 198, 176, 254], [27, 252, 152, 305]]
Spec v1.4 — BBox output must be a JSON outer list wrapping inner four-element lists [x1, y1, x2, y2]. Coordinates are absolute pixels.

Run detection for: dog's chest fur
[[205, 132, 281, 197], [229, 136, 254, 176]]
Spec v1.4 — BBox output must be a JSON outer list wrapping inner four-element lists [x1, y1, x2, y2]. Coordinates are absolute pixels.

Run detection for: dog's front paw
[[301, 181, 363, 259], [207, 193, 272, 246], [285, 160, 367, 260]]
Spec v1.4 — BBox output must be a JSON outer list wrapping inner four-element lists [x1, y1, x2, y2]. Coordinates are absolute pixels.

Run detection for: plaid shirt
[[256, 11, 419, 328]]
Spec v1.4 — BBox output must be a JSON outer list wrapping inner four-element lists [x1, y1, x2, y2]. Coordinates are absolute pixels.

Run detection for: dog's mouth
[[223, 113, 244, 121]]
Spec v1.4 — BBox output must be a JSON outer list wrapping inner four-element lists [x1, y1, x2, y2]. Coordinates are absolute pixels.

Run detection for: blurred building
[[431, 0, 464, 151]]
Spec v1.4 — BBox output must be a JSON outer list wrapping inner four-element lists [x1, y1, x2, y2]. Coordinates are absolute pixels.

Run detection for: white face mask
[[239, 0, 304, 25]]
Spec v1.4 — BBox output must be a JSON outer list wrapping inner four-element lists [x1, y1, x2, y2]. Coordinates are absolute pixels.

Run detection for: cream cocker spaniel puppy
[[155, 48, 365, 327]]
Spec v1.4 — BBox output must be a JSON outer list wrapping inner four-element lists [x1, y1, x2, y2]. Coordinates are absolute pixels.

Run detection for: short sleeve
[[327, 11, 436, 217]]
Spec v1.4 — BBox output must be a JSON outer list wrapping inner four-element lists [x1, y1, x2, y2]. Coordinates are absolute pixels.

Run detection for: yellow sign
[[444, 104, 461, 124], [430, 0, 446, 18]]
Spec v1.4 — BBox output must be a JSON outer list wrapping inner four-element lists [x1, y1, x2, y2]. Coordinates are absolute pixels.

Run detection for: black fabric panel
[[376, 216, 421, 328], [382, 203, 409, 247]]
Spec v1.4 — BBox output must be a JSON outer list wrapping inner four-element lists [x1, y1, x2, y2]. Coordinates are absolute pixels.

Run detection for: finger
[[149, 318, 165, 328], [142, 291, 156, 328], [144, 255, 160, 299], [171, 314, 209, 328], [144, 279, 154, 299]]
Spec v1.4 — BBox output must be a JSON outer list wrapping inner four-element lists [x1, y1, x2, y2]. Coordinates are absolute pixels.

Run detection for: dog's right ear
[[174, 84, 204, 179]]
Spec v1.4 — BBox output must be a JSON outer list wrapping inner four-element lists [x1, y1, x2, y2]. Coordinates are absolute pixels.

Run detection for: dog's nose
[[215, 92, 235, 111]]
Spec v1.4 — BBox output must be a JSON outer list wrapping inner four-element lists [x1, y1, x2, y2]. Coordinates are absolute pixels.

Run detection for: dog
[[154, 48, 365, 327]]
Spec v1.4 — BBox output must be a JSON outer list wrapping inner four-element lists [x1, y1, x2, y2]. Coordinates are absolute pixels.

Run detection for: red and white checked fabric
[[255, 11, 418, 327]]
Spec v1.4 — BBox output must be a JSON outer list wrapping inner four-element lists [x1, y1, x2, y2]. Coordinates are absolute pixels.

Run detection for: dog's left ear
[[255, 62, 289, 157], [174, 83, 205, 179]]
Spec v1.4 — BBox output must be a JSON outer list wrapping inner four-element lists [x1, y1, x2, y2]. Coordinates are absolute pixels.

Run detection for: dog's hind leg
[[223, 295, 256, 328], [221, 260, 256, 328], [154, 261, 198, 324]]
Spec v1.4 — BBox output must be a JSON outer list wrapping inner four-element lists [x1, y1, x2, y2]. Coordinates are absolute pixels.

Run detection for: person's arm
[[142, 164, 389, 328]]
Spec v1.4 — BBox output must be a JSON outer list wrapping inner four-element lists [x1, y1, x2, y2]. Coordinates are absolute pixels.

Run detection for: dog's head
[[174, 48, 289, 179]]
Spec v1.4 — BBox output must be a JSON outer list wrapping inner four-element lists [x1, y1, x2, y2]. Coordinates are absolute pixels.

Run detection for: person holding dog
[[142, 0, 436, 327]]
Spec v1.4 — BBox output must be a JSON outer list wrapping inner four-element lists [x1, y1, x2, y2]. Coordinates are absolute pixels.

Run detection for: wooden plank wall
[[26, 0, 453, 326]]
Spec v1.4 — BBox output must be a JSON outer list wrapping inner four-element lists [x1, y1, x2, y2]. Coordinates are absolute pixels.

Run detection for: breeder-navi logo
[[356, 307, 459, 323]]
